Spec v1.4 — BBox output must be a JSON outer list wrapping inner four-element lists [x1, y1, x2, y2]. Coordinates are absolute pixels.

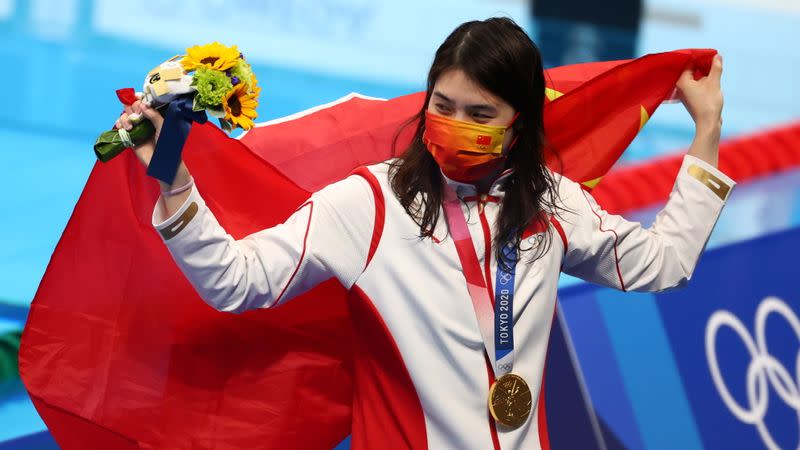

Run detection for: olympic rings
[[705, 296, 800, 450]]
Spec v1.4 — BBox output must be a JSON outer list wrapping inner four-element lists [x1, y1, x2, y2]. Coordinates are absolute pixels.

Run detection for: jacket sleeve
[[151, 174, 375, 313], [558, 154, 736, 292]]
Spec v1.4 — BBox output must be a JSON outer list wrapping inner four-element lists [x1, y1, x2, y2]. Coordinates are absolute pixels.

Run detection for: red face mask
[[422, 110, 519, 183]]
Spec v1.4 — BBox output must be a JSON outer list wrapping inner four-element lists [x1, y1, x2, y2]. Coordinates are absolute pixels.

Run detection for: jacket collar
[[441, 168, 515, 200]]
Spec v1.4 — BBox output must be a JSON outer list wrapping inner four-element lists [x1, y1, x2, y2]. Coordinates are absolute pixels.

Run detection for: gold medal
[[488, 373, 532, 429]]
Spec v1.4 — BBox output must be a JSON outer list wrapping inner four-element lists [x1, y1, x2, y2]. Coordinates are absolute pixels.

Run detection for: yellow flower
[[250, 74, 261, 98], [182, 42, 240, 72], [223, 82, 259, 130]]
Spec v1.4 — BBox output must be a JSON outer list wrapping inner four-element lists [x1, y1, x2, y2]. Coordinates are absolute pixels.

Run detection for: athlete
[[116, 17, 731, 450]]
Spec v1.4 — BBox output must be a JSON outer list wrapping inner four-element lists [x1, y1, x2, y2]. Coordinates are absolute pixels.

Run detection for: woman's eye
[[436, 104, 452, 113]]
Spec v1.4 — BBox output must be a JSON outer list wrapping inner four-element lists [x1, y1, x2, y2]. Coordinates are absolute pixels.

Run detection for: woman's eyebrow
[[468, 104, 497, 114], [433, 92, 453, 103], [433, 92, 497, 112]]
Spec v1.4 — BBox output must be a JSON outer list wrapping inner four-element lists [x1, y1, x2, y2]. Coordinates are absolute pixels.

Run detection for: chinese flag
[[19, 49, 716, 449], [476, 135, 493, 146]]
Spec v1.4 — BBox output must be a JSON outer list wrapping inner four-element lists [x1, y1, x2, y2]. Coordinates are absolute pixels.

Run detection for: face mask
[[423, 110, 519, 183]]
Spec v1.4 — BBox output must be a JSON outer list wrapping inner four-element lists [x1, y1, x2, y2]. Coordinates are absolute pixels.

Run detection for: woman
[[117, 17, 731, 450]]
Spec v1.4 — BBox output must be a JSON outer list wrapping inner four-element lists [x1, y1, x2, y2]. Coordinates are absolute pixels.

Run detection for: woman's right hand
[[118, 98, 193, 216], [114, 97, 165, 169]]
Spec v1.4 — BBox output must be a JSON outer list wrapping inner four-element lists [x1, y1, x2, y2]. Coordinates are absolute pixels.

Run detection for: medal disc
[[488, 373, 532, 429]]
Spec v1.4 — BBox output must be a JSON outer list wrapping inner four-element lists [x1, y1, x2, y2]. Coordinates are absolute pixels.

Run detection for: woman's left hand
[[675, 53, 724, 130]]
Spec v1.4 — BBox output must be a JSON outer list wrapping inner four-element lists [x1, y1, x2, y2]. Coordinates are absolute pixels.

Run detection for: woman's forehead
[[432, 69, 508, 110]]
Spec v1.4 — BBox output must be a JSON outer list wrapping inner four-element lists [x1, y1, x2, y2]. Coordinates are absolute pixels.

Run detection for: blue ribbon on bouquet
[[146, 95, 208, 185]]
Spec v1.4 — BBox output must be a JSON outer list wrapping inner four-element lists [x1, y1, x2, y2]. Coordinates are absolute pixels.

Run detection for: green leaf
[[192, 95, 205, 112], [207, 106, 226, 119]]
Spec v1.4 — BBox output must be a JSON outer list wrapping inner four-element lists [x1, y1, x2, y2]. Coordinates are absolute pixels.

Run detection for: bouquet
[[93, 42, 261, 182]]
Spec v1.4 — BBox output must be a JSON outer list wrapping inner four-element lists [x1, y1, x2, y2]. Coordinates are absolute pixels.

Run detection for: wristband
[[161, 176, 194, 196]]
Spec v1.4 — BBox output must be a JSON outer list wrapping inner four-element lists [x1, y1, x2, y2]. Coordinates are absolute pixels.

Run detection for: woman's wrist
[[695, 116, 722, 135], [161, 176, 194, 196], [157, 162, 191, 192], [687, 123, 722, 167]]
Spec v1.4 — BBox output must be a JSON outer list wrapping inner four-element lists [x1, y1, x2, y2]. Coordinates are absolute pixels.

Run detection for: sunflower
[[222, 82, 258, 130], [182, 42, 240, 72], [250, 73, 261, 98]]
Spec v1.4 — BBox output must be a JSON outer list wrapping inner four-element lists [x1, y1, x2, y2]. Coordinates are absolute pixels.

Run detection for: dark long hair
[[389, 17, 560, 266]]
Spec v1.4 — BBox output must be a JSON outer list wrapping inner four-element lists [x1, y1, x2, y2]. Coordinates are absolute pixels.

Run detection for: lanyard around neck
[[442, 183, 518, 377]]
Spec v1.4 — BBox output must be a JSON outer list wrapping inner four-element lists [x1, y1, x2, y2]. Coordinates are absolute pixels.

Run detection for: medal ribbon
[[442, 183, 518, 378], [494, 240, 517, 373]]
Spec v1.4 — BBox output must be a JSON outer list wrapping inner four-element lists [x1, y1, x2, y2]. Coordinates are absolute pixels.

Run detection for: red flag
[[476, 135, 492, 146], [19, 49, 716, 449], [543, 48, 717, 189]]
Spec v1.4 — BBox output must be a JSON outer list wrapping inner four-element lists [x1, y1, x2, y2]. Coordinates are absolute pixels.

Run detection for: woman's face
[[427, 68, 517, 152]]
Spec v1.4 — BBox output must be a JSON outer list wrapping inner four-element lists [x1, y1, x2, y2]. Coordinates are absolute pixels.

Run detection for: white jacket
[[152, 154, 734, 450]]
